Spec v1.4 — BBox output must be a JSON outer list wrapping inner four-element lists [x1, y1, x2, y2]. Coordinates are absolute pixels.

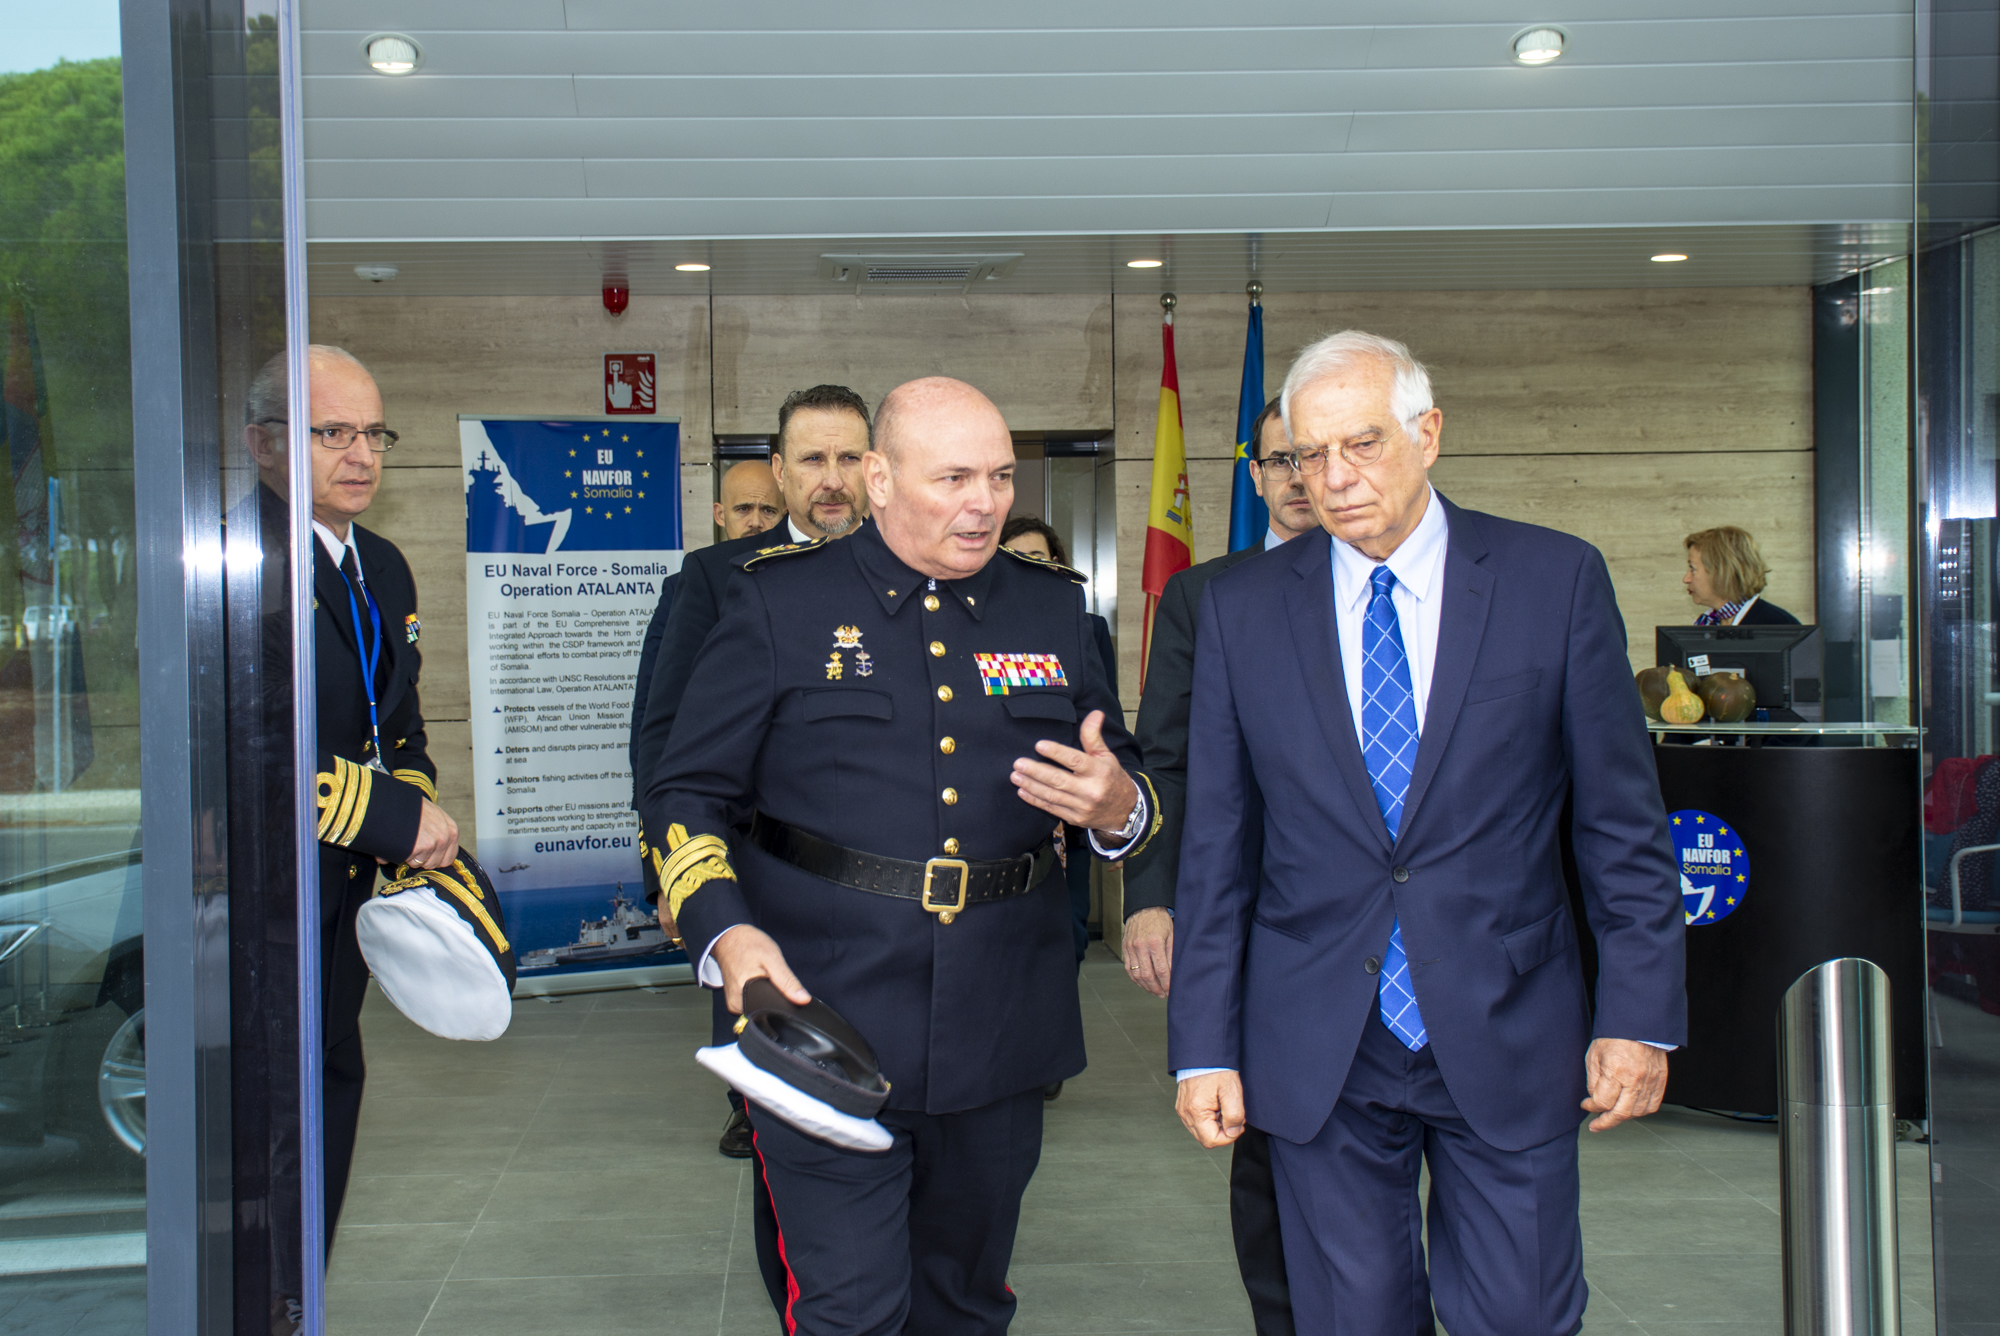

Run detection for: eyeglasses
[[1259, 437, 1388, 475], [259, 420, 399, 452]]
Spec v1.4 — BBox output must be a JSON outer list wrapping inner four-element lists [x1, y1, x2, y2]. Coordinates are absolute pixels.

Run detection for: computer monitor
[[1655, 624, 1822, 717]]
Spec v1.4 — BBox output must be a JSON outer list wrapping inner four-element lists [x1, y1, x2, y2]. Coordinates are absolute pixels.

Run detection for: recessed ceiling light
[[353, 264, 399, 282], [364, 33, 421, 74], [1512, 27, 1565, 65], [1126, 259, 1164, 269], [1651, 253, 1689, 263], [674, 263, 711, 272]]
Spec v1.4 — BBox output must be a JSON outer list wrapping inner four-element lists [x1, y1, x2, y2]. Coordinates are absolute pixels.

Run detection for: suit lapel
[[1396, 500, 1493, 843], [1285, 533, 1393, 853]]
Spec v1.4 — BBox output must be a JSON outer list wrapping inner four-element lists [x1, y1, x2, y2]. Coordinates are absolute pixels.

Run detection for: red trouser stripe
[[749, 1112, 802, 1335]]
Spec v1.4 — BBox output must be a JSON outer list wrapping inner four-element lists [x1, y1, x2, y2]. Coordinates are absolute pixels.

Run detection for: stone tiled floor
[[328, 949, 1938, 1335]]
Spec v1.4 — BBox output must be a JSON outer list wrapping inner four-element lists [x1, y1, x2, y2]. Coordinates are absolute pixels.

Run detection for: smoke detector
[[353, 264, 399, 282], [818, 253, 1024, 290]]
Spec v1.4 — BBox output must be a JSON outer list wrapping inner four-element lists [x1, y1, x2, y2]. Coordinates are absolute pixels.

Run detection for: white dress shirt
[[787, 516, 812, 544], [313, 519, 363, 583]]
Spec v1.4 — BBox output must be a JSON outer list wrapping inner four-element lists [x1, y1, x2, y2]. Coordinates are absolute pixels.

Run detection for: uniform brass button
[[939, 736, 956, 754], [943, 838, 960, 855], [937, 685, 953, 702], [1364, 956, 1381, 975], [930, 641, 946, 657], [1392, 866, 1410, 883], [942, 787, 959, 805], [924, 594, 941, 612]]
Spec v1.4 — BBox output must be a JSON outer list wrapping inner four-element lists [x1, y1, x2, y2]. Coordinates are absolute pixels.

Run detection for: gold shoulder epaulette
[[740, 536, 830, 570], [999, 545, 1087, 585]]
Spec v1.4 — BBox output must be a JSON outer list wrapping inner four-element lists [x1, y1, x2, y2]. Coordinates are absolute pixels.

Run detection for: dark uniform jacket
[[1122, 544, 1268, 917], [244, 483, 437, 1042], [304, 492, 437, 1052], [628, 569, 680, 797], [630, 529, 773, 808], [641, 520, 1155, 1115]]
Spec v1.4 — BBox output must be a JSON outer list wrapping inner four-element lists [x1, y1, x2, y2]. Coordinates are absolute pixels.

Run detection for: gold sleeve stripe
[[315, 757, 372, 847], [654, 833, 735, 921], [1122, 772, 1165, 861], [430, 864, 510, 955], [392, 768, 437, 802]]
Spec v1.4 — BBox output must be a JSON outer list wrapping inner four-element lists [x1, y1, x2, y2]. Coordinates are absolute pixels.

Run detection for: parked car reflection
[[0, 849, 144, 1184]]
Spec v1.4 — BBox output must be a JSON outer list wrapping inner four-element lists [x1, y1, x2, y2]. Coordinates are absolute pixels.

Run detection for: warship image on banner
[[516, 886, 672, 971]]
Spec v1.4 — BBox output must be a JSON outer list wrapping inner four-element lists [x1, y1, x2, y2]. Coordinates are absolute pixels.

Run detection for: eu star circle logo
[[1669, 809, 1749, 926]]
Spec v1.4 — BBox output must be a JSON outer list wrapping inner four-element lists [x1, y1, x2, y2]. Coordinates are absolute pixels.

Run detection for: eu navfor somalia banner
[[461, 415, 685, 989]]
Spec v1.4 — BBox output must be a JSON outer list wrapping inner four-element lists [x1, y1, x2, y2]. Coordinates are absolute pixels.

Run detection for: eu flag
[[1226, 296, 1267, 552]]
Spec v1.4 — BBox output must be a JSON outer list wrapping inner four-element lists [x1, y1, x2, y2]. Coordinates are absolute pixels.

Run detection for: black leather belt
[[749, 812, 1058, 924]]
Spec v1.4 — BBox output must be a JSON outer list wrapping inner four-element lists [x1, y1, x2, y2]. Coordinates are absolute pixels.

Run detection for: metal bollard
[[1779, 957, 1899, 1335]]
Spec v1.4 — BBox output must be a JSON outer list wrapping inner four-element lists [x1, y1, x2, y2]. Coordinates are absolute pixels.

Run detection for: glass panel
[[1919, 226, 2000, 1331], [0, 17, 145, 1329], [1047, 455, 1099, 615], [1862, 260, 1912, 723]]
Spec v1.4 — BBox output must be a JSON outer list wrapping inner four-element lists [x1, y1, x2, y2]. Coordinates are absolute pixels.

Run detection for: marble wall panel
[[1431, 450, 1816, 672], [1111, 287, 1812, 464], [710, 293, 1114, 435]]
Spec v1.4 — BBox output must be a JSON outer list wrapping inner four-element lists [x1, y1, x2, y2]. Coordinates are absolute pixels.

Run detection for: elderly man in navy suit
[[1168, 331, 1685, 1335]]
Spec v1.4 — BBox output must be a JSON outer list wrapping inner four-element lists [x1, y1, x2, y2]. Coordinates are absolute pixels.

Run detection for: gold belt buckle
[[922, 858, 971, 924]]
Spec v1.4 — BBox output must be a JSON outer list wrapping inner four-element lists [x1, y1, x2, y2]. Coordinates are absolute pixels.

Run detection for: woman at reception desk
[[1683, 525, 1799, 628], [1632, 528, 1924, 1120]]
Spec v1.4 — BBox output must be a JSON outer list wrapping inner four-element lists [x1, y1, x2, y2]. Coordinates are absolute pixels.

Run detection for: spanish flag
[[1140, 299, 1192, 691]]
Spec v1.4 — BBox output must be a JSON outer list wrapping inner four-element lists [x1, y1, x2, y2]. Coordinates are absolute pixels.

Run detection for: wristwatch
[[1108, 790, 1147, 843]]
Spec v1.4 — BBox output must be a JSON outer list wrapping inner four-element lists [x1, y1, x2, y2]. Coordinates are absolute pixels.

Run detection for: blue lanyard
[[341, 556, 387, 768]]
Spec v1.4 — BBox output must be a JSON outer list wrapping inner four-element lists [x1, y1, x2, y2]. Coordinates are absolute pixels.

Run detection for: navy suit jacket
[[1166, 496, 1686, 1153]]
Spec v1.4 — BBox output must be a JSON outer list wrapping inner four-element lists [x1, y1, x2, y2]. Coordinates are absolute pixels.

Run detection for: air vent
[[818, 253, 1024, 289]]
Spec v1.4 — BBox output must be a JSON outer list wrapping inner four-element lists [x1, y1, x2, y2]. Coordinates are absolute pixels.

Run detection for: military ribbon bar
[[974, 652, 1068, 695]]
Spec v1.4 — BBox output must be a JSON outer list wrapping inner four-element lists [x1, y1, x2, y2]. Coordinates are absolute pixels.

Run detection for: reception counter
[[1645, 725, 1925, 1121]]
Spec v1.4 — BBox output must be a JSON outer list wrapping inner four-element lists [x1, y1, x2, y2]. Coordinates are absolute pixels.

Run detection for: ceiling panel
[[306, 224, 1912, 300], [300, 1, 1917, 244], [1346, 105, 1909, 153], [305, 113, 1358, 161]]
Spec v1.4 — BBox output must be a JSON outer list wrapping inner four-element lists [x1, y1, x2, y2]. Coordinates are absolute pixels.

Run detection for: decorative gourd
[[1659, 669, 1705, 724], [1636, 666, 1672, 721], [1696, 671, 1756, 723]]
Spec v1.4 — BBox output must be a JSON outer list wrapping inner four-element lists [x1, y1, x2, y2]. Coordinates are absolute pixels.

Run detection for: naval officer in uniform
[[243, 344, 460, 1238], [643, 377, 1156, 1335]]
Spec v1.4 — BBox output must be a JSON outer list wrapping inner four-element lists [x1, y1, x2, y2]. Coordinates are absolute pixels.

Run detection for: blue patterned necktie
[[1359, 565, 1428, 1051]]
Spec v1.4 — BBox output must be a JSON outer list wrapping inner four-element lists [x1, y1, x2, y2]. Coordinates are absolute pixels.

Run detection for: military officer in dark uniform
[[642, 377, 1156, 1335], [244, 345, 460, 1237]]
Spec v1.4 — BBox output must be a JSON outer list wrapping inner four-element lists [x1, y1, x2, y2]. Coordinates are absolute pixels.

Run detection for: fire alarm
[[602, 284, 629, 316]]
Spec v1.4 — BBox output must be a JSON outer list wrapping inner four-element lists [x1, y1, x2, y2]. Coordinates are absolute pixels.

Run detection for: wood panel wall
[[315, 285, 1813, 827]]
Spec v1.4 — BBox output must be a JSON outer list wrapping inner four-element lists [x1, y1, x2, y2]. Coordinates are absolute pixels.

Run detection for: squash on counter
[[1660, 669, 1705, 724], [1695, 671, 1756, 723]]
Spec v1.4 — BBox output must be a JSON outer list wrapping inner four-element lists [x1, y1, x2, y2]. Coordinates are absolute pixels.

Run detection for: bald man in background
[[712, 458, 783, 540]]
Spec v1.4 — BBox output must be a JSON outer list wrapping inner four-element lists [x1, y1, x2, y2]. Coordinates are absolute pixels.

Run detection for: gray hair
[[246, 344, 372, 425], [1279, 330, 1434, 436]]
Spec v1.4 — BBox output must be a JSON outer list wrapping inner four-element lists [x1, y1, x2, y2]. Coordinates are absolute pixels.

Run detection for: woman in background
[[1684, 525, 1799, 626]]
